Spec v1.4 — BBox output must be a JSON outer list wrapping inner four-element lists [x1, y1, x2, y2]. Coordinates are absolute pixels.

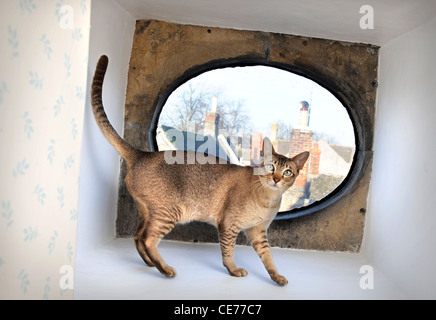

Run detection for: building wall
[[365, 16, 436, 299], [318, 140, 352, 176], [0, 0, 90, 299]]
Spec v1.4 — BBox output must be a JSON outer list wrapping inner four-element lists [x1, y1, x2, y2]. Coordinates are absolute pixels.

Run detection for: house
[[318, 140, 355, 177], [156, 124, 242, 165]]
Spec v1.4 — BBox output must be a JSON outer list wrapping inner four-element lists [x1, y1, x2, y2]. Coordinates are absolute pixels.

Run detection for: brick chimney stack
[[310, 142, 321, 175], [204, 97, 221, 138], [271, 123, 278, 151], [297, 100, 310, 128], [291, 101, 313, 190], [271, 123, 278, 142]]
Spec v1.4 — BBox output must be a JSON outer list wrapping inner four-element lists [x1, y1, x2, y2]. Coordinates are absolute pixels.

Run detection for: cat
[[91, 55, 309, 286]]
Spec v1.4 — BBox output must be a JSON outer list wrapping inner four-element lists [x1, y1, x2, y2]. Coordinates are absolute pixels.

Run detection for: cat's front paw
[[229, 268, 248, 277], [271, 273, 288, 286], [162, 266, 177, 278]]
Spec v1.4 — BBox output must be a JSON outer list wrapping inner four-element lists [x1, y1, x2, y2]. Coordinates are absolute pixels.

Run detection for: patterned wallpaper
[[0, 0, 90, 299]]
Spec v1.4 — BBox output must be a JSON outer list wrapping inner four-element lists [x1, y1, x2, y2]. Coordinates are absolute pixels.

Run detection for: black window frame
[[148, 57, 365, 220]]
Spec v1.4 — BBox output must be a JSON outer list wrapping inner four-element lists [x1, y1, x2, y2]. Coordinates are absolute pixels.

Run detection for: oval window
[[156, 66, 355, 213]]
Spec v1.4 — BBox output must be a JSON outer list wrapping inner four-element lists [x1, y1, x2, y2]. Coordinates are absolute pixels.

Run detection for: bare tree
[[276, 121, 293, 140], [217, 100, 251, 137], [312, 130, 338, 144], [161, 83, 251, 137], [166, 84, 209, 131]]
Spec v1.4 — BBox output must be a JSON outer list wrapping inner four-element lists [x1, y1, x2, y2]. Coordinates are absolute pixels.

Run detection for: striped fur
[[90, 55, 309, 286], [91, 55, 142, 164]]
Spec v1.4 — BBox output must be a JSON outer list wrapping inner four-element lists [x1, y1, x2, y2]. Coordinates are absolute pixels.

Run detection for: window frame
[[148, 57, 366, 220]]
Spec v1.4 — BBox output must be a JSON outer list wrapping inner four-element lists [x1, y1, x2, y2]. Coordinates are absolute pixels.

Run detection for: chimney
[[297, 101, 310, 128], [271, 123, 278, 142], [291, 101, 313, 157], [211, 97, 218, 113], [204, 97, 221, 138], [291, 100, 313, 190], [250, 131, 263, 166], [310, 142, 321, 175]]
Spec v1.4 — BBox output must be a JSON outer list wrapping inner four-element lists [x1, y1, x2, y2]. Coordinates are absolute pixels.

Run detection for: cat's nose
[[273, 177, 280, 184]]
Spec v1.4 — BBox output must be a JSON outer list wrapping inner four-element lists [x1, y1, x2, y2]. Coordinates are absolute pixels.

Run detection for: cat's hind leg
[[133, 201, 154, 267], [134, 213, 154, 267], [142, 209, 181, 278]]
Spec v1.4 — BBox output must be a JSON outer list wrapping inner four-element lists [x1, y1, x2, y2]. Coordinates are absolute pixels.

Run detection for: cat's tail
[[91, 55, 142, 165]]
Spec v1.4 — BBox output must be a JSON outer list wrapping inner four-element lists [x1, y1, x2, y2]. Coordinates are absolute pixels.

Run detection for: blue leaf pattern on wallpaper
[[48, 231, 58, 254], [57, 187, 64, 209], [55, 0, 66, 21], [13, 158, 29, 179], [40, 34, 53, 60], [43, 277, 51, 300], [64, 155, 74, 172], [80, 0, 87, 13], [33, 185, 46, 206], [65, 242, 73, 263], [20, 0, 37, 14], [70, 209, 77, 221], [47, 139, 56, 164], [0, 81, 9, 104], [1, 0, 90, 299], [53, 96, 64, 117], [29, 71, 43, 90], [24, 226, 38, 242], [72, 28, 82, 41], [21, 112, 34, 140], [17, 269, 30, 294], [7, 26, 19, 59], [71, 119, 78, 140], [1, 201, 14, 230]]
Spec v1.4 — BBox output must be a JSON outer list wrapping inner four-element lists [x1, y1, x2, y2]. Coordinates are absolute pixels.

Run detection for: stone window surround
[[117, 19, 378, 252]]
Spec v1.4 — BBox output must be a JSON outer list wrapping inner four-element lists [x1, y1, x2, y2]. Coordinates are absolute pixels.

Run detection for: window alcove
[[117, 19, 378, 252]]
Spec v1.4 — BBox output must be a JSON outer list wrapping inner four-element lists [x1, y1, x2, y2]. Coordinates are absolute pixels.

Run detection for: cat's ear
[[261, 137, 277, 158], [292, 151, 310, 171]]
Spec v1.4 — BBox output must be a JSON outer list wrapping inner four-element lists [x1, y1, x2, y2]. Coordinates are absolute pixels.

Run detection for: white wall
[[0, 1, 90, 299], [365, 16, 436, 299], [318, 140, 353, 177], [76, 0, 135, 256]]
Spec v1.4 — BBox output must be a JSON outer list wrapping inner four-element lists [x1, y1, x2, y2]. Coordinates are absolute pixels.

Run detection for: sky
[[160, 66, 355, 146]]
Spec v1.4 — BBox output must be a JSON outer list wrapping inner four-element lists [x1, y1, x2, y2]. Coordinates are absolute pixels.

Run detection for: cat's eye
[[283, 170, 293, 177], [265, 164, 275, 172]]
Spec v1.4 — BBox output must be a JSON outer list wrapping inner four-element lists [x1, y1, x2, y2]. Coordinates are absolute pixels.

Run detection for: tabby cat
[[91, 55, 309, 286]]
